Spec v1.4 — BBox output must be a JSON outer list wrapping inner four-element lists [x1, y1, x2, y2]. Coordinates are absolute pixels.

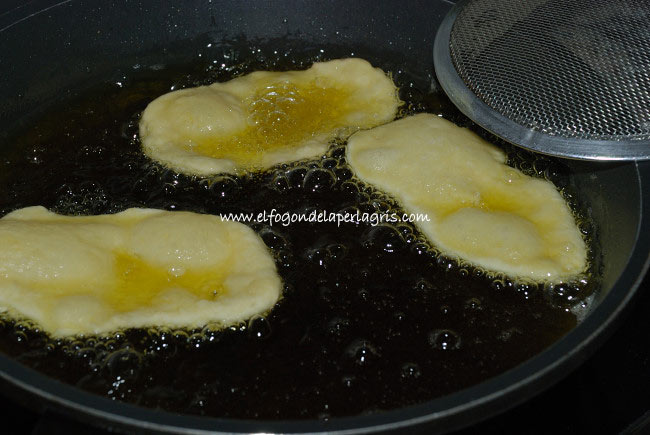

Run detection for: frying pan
[[0, 0, 649, 433]]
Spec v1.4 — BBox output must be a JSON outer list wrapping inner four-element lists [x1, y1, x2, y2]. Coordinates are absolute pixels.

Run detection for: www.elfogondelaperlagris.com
[[219, 209, 430, 227]]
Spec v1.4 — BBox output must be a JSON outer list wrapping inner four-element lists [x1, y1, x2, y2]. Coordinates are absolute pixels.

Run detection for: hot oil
[[0, 38, 599, 419]]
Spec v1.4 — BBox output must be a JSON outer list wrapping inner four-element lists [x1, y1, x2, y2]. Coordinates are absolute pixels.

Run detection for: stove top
[[3, 274, 649, 434]]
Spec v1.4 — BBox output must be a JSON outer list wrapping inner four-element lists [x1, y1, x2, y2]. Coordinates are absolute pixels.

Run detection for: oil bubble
[[516, 282, 536, 300], [362, 225, 405, 253], [491, 279, 505, 291], [465, 297, 482, 311], [413, 278, 432, 294], [341, 374, 356, 388], [259, 227, 288, 250], [305, 247, 329, 268], [428, 329, 461, 350], [275, 249, 293, 269], [357, 192, 371, 205], [303, 168, 336, 193], [76, 347, 98, 362], [326, 243, 347, 260], [396, 223, 413, 238], [103, 348, 143, 380], [13, 331, 27, 343], [288, 167, 307, 188], [532, 158, 551, 176], [411, 242, 429, 256], [321, 158, 338, 169], [344, 338, 381, 366], [271, 175, 290, 192], [400, 362, 422, 380], [330, 145, 346, 159], [327, 317, 351, 339], [436, 256, 456, 272], [339, 181, 359, 197], [188, 333, 205, 349], [335, 167, 352, 182], [209, 176, 240, 200], [248, 316, 272, 340], [77, 144, 107, 164], [357, 288, 370, 301]]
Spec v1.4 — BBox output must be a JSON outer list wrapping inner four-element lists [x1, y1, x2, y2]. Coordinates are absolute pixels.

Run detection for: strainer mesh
[[449, 0, 650, 141]]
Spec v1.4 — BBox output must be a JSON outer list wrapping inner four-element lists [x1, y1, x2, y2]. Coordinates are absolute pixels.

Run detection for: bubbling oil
[[0, 37, 599, 419], [192, 82, 350, 165]]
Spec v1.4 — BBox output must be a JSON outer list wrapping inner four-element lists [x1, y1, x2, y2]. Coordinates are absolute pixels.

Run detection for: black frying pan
[[0, 1, 649, 433]]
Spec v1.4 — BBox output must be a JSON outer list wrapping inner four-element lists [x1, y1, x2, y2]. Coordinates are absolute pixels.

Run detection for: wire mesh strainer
[[433, 0, 650, 160]]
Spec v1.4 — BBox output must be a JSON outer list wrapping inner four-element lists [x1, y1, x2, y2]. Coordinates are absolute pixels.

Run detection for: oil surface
[[0, 38, 598, 419]]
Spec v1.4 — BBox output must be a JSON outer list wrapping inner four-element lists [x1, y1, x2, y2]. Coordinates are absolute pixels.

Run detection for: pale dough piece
[[0, 207, 281, 337], [346, 114, 587, 281], [139, 58, 400, 176]]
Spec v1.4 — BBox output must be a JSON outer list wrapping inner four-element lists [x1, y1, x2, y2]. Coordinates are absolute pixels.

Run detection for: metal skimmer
[[434, 0, 650, 160]]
